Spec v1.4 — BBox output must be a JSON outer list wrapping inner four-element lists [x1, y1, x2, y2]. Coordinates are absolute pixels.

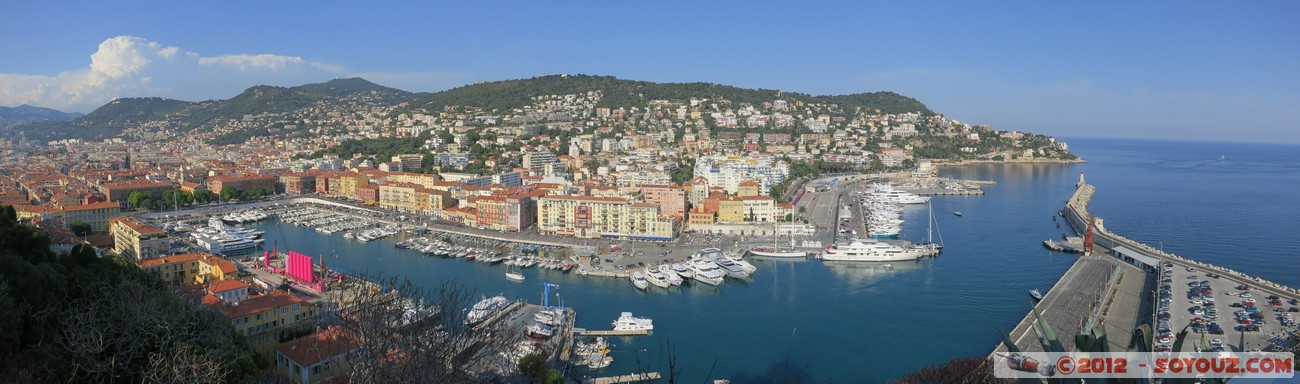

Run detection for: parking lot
[[1154, 261, 1299, 353]]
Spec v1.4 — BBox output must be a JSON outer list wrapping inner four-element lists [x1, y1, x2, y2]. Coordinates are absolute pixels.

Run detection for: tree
[[192, 190, 215, 204], [891, 357, 1000, 383], [220, 186, 238, 202], [127, 191, 151, 210], [68, 221, 92, 237], [333, 276, 523, 382]]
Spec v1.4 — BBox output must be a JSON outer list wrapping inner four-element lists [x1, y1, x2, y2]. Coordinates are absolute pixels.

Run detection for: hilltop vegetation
[[398, 74, 933, 115], [2, 78, 416, 143]]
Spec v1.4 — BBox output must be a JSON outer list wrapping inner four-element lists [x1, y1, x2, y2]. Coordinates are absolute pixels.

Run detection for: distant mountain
[[0, 105, 82, 129], [399, 74, 933, 116], [3, 78, 417, 143]]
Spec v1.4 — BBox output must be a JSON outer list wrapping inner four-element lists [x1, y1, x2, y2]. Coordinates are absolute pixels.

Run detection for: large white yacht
[[466, 295, 510, 325], [697, 248, 749, 279], [689, 258, 726, 286], [817, 238, 922, 262], [192, 232, 263, 254], [612, 312, 653, 331]]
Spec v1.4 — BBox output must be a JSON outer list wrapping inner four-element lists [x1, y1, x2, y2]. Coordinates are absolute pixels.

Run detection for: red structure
[[1083, 214, 1096, 256]]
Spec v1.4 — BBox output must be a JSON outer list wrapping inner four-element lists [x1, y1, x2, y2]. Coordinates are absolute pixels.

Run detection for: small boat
[[954, 211, 962, 217], [1030, 288, 1043, 301], [506, 272, 525, 282]]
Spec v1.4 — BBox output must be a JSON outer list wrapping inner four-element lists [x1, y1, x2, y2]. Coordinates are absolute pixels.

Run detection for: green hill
[[3, 78, 416, 143], [399, 74, 932, 115]]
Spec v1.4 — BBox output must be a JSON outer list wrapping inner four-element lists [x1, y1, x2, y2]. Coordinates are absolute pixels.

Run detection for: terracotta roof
[[215, 291, 305, 318], [208, 279, 248, 293], [275, 326, 364, 366], [540, 195, 628, 203], [139, 252, 203, 267], [62, 201, 121, 211], [109, 216, 165, 235]]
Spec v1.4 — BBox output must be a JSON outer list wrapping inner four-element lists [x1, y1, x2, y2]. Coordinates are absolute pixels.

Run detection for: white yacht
[[671, 263, 694, 280], [658, 265, 683, 286], [192, 232, 263, 254], [466, 295, 509, 325], [612, 312, 653, 331], [818, 239, 922, 262], [699, 248, 749, 279], [630, 272, 649, 290], [643, 266, 670, 288], [690, 258, 726, 286]]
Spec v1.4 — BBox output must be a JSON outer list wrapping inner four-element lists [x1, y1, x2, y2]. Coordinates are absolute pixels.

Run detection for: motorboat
[[658, 265, 683, 286], [698, 248, 749, 279], [524, 323, 553, 339], [466, 295, 509, 325], [672, 263, 694, 280], [534, 310, 558, 325], [612, 312, 653, 331], [643, 266, 670, 288], [818, 238, 922, 262], [689, 258, 726, 286], [630, 271, 649, 290], [1030, 289, 1043, 301]]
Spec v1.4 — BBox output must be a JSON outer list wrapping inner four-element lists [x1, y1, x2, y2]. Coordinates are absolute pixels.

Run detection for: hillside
[[0, 105, 82, 129], [2, 78, 416, 143], [8, 97, 194, 142], [399, 74, 933, 116]]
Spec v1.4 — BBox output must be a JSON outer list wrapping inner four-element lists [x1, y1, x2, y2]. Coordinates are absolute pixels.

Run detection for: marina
[[120, 140, 1300, 381]]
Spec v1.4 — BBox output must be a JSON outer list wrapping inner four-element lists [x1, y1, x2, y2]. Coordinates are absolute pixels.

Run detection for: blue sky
[[2, 1, 1298, 142]]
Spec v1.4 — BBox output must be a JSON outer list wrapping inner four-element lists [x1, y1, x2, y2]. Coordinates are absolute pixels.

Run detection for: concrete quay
[[996, 174, 1300, 356]]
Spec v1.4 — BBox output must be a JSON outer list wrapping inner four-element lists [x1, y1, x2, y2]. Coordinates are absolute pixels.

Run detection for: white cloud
[[0, 36, 346, 112]]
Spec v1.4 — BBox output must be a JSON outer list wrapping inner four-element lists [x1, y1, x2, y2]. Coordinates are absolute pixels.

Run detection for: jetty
[[586, 372, 661, 384], [573, 327, 650, 336], [994, 172, 1300, 357], [1042, 236, 1084, 253]]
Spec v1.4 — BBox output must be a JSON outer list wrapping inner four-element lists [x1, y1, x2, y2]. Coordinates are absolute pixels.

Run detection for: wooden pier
[[587, 372, 661, 384], [573, 327, 650, 336]]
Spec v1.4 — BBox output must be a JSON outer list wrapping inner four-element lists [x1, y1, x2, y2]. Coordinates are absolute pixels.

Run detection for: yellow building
[[717, 197, 745, 224], [208, 291, 318, 357], [378, 182, 421, 212], [137, 252, 237, 286], [736, 179, 762, 197], [109, 216, 169, 260], [537, 195, 675, 240], [42, 201, 121, 233], [333, 172, 369, 199]]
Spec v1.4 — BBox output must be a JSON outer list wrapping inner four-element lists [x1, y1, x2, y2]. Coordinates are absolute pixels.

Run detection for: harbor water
[[243, 138, 1300, 383]]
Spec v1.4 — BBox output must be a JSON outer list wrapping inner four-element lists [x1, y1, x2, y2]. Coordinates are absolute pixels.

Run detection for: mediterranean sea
[[243, 137, 1300, 383]]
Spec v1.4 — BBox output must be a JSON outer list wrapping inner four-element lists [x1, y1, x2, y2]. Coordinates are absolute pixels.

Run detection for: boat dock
[[585, 372, 661, 384], [573, 327, 650, 336], [905, 187, 985, 196], [994, 173, 1300, 357], [1042, 236, 1084, 253]]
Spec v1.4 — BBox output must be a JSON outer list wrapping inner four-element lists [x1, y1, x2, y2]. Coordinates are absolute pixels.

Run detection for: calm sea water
[[243, 138, 1300, 383]]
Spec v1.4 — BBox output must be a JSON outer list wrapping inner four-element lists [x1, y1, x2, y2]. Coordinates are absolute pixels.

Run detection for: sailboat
[[747, 223, 808, 258], [911, 201, 944, 257], [506, 264, 525, 282]]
